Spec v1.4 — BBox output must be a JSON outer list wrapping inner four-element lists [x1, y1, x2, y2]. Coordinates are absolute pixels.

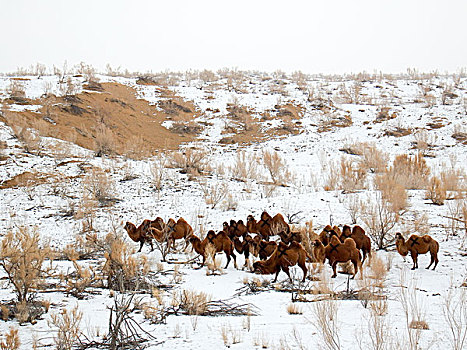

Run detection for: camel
[[232, 234, 252, 270], [340, 225, 372, 263], [247, 211, 289, 241], [252, 242, 312, 282], [124, 221, 156, 252], [205, 230, 238, 269], [318, 225, 340, 246], [395, 232, 439, 270], [249, 236, 278, 260], [311, 239, 326, 263], [278, 230, 302, 244], [164, 217, 193, 250], [324, 235, 361, 279], [224, 219, 248, 239]]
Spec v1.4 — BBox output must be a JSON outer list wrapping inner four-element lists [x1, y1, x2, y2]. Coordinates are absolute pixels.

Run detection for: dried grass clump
[[375, 172, 408, 214], [123, 135, 152, 160], [408, 320, 429, 330], [358, 143, 388, 173], [312, 298, 341, 350], [0, 327, 20, 350], [82, 168, 116, 206], [102, 233, 151, 291], [286, 303, 303, 315], [387, 153, 430, 189], [202, 181, 229, 209], [49, 306, 83, 350], [169, 147, 209, 176], [426, 176, 447, 205], [339, 157, 368, 192], [229, 150, 259, 182], [0, 227, 52, 304], [367, 253, 387, 287], [263, 149, 293, 186], [177, 289, 211, 315], [93, 123, 116, 157]]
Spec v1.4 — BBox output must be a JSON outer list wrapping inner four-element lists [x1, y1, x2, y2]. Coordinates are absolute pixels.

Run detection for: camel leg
[[411, 251, 418, 270], [426, 253, 434, 269], [361, 250, 367, 264], [351, 259, 358, 279], [433, 254, 439, 270], [138, 240, 144, 253], [232, 252, 238, 269], [298, 262, 307, 282], [224, 253, 231, 269], [331, 262, 338, 278], [272, 268, 281, 283], [282, 265, 292, 283], [149, 240, 154, 252]]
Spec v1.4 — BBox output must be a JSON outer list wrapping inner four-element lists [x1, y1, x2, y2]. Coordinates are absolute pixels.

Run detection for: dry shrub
[[286, 303, 302, 315], [323, 160, 340, 191], [61, 254, 101, 298], [442, 283, 467, 350], [177, 289, 211, 315], [358, 143, 388, 173], [229, 150, 259, 182], [375, 172, 408, 214], [312, 298, 341, 350], [202, 181, 229, 209], [123, 135, 151, 160], [74, 195, 97, 232], [0, 227, 52, 303], [94, 123, 116, 157], [298, 221, 318, 256], [263, 149, 293, 186], [413, 129, 436, 155], [441, 168, 464, 193], [169, 147, 209, 176], [0, 328, 20, 350], [367, 253, 387, 287], [205, 243, 223, 275], [343, 195, 362, 225], [49, 306, 83, 350], [387, 153, 430, 189], [150, 154, 167, 192], [339, 157, 367, 192], [102, 233, 151, 291], [426, 176, 446, 205], [361, 193, 398, 249], [83, 168, 116, 206]]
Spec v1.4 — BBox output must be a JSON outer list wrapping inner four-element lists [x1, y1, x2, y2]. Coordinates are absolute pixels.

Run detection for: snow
[[0, 72, 466, 349]]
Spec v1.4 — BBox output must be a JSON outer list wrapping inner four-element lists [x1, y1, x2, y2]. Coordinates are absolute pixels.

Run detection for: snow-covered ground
[[0, 71, 466, 349]]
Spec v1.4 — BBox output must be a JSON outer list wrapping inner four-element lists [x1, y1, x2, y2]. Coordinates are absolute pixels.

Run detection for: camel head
[[395, 232, 409, 256], [252, 260, 267, 274]]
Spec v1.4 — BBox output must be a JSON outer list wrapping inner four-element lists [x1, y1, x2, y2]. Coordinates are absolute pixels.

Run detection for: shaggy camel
[[206, 230, 238, 269], [311, 239, 326, 263], [165, 217, 193, 250], [324, 235, 361, 279], [232, 234, 252, 270], [223, 220, 248, 239], [395, 232, 439, 270], [340, 225, 372, 263], [252, 242, 312, 282], [278, 230, 302, 244], [249, 236, 278, 260], [124, 221, 156, 252], [247, 211, 289, 241], [318, 225, 340, 246]]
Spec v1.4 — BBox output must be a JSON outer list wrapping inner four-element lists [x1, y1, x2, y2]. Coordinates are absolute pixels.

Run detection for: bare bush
[[229, 150, 259, 182], [0, 227, 52, 303], [263, 150, 293, 186], [8, 80, 26, 98], [286, 303, 303, 315], [149, 154, 167, 193], [361, 193, 398, 249], [426, 176, 446, 205], [49, 306, 83, 350], [375, 172, 408, 215], [339, 157, 367, 192], [169, 147, 209, 176], [102, 233, 151, 291], [343, 195, 362, 224], [94, 123, 116, 157], [358, 143, 388, 173], [0, 328, 20, 350], [442, 282, 467, 350], [83, 168, 116, 206], [387, 153, 430, 189], [312, 298, 341, 350], [202, 181, 229, 209]]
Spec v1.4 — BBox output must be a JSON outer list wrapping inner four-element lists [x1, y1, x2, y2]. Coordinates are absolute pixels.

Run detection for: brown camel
[[232, 234, 252, 269], [165, 217, 193, 250], [124, 221, 155, 252], [395, 232, 439, 270], [318, 225, 340, 246], [224, 219, 248, 238], [252, 242, 312, 282], [311, 239, 326, 263], [205, 230, 238, 269], [324, 235, 361, 279], [247, 211, 289, 241], [278, 230, 302, 244], [340, 225, 372, 263], [249, 235, 278, 260]]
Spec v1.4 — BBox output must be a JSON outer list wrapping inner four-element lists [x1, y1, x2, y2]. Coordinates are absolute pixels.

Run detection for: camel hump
[[330, 235, 341, 245], [344, 237, 357, 249], [352, 225, 365, 236], [421, 235, 432, 244]]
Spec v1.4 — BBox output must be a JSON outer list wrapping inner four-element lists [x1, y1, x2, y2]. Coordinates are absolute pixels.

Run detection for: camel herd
[[124, 211, 440, 282]]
